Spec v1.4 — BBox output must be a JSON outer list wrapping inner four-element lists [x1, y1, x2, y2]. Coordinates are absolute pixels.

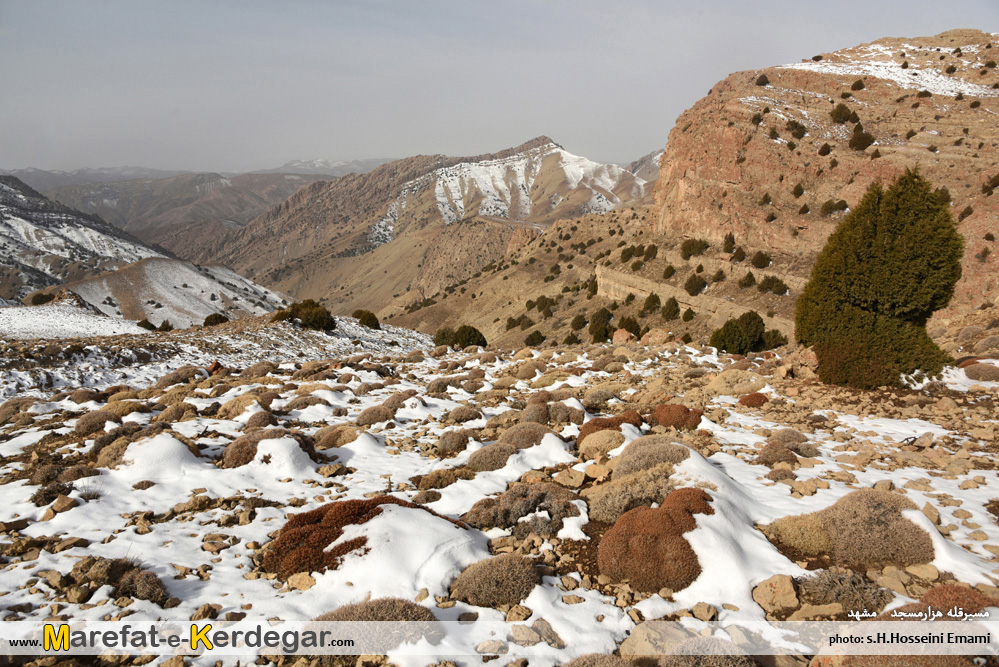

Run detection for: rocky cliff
[[653, 29, 999, 315]]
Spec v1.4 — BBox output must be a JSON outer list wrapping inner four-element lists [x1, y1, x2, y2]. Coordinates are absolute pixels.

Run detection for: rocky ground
[[0, 314, 997, 667]]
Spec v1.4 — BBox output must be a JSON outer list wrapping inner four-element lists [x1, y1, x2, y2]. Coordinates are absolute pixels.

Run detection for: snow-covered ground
[[0, 329, 997, 665]]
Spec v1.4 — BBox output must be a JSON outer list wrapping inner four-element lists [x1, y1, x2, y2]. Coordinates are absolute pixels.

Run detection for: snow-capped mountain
[[0, 176, 164, 299], [371, 137, 648, 244]]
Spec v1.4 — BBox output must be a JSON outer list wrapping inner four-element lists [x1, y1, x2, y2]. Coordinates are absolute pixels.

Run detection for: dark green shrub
[[681, 333, 692, 344], [738, 271, 757, 288], [618, 316, 640, 338], [524, 331, 546, 347], [684, 274, 707, 296], [589, 308, 613, 343], [695, 264, 704, 273], [203, 313, 229, 327], [624, 293, 635, 305], [271, 300, 336, 331], [620, 246, 635, 263], [680, 239, 709, 260], [851, 79, 865, 91], [917, 90, 932, 98], [755, 73, 770, 86], [792, 183, 804, 198], [712, 269, 725, 282], [830, 103, 851, 124], [433, 327, 455, 346], [786, 120, 807, 139], [722, 232, 735, 253], [662, 265, 676, 280], [799, 203, 810, 214], [642, 293, 661, 314], [571, 314, 587, 330], [751, 112, 763, 125], [562, 332, 580, 345], [661, 297, 680, 321], [795, 169, 963, 388], [750, 251, 772, 268], [157, 320, 174, 332], [30, 292, 55, 306], [681, 308, 695, 322], [643, 245, 658, 261], [849, 129, 875, 151], [758, 193, 772, 206], [971, 100, 981, 108], [710, 311, 788, 355], [631, 259, 644, 271], [353, 309, 380, 330], [731, 246, 746, 263], [452, 325, 487, 348], [820, 199, 849, 217], [758, 275, 789, 295], [519, 317, 536, 331], [762, 329, 788, 350], [818, 143, 832, 156]]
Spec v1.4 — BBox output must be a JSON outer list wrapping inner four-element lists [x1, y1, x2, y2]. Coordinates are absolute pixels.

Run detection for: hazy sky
[[2, 1, 997, 172]]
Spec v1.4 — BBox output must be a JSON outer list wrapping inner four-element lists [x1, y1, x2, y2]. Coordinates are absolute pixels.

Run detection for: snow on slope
[[62, 257, 288, 329], [778, 42, 999, 98], [0, 302, 147, 339], [369, 142, 646, 244]]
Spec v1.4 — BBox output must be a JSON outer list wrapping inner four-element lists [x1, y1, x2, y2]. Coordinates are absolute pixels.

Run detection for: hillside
[[189, 138, 653, 312], [45, 172, 328, 252], [251, 157, 394, 177], [652, 28, 999, 314], [0, 166, 190, 192], [0, 176, 163, 300], [36, 257, 289, 329]]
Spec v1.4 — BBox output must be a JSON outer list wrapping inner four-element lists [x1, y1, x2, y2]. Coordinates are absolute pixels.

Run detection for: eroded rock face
[[652, 29, 999, 314]]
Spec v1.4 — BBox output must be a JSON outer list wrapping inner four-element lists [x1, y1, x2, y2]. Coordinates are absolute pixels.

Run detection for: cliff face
[[653, 29, 999, 314]]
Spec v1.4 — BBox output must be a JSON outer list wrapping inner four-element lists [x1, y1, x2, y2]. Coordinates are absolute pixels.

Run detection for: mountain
[[45, 172, 328, 250], [0, 166, 191, 192], [651, 28, 999, 314], [46, 257, 288, 329], [251, 157, 394, 176], [0, 176, 163, 299], [190, 137, 652, 313]]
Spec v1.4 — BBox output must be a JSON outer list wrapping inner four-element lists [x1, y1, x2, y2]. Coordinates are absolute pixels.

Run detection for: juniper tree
[[795, 168, 963, 388]]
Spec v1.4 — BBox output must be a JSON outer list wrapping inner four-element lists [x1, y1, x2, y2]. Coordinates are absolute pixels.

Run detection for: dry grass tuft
[[450, 553, 540, 608], [586, 463, 675, 524], [75, 410, 121, 436], [356, 405, 397, 426], [315, 424, 359, 449], [222, 428, 317, 468], [498, 422, 557, 449], [797, 567, 892, 614], [435, 430, 470, 458], [463, 482, 580, 538], [416, 467, 476, 490], [612, 435, 689, 479], [447, 405, 482, 423], [756, 442, 798, 468], [467, 443, 517, 472]]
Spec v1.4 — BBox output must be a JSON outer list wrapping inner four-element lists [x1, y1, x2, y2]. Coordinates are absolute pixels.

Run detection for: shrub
[[562, 332, 580, 345], [755, 73, 770, 86], [958, 206, 973, 222], [796, 169, 963, 388], [203, 313, 229, 327], [684, 274, 707, 296], [661, 297, 680, 321], [750, 251, 772, 268], [799, 203, 810, 214], [462, 482, 580, 538], [709, 311, 764, 355], [597, 488, 714, 592], [263, 496, 462, 580], [524, 330, 546, 347], [786, 120, 807, 139], [680, 238, 709, 260], [731, 247, 746, 263], [433, 326, 455, 346], [29, 292, 55, 306], [820, 199, 848, 217], [222, 428, 317, 468], [588, 307, 613, 343], [642, 293, 661, 314], [758, 275, 789, 295], [738, 271, 757, 289], [587, 463, 676, 523], [849, 129, 875, 151], [436, 430, 470, 458], [851, 78, 866, 91], [764, 489, 934, 569], [353, 309, 380, 330], [356, 405, 397, 426], [651, 404, 703, 430], [157, 320, 174, 332], [797, 568, 892, 615], [454, 324, 486, 348], [681, 333, 692, 344], [498, 422, 556, 449], [137, 318, 156, 331], [738, 392, 768, 408], [830, 103, 852, 123], [116, 568, 169, 606], [712, 269, 725, 282], [75, 410, 121, 436], [618, 316, 640, 338], [612, 435, 690, 478], [756, 442, 798, 467], [571, 314, 587, 330], [758, 192, 772, 206], [271, 300, 336, 331], [450, 554, 539, 608], [576, 410, 642, 447], [467, 443, 516, 472], [818, 143, 832, 156], [681, 308, 695, 322], [723, 232, 735, 253], [662, 264, 676, 279]]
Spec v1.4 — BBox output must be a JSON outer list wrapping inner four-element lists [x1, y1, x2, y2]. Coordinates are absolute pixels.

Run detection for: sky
[[1, 0, 997, 172]]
